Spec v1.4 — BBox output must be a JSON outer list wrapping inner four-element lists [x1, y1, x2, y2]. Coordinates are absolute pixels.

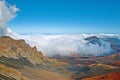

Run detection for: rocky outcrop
[[0, 36, 44, 64]]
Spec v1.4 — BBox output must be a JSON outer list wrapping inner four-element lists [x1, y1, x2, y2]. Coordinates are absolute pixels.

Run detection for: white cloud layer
[[21, 34, 118, 57]]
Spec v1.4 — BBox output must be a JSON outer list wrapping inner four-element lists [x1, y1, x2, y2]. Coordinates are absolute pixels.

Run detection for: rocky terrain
[[54, 52, 120, 80], [1, 0, 120, 79], [0, 36, 72, 80], [0, 36, 120, 80]]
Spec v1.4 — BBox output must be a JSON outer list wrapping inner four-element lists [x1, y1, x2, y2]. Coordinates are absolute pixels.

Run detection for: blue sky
[[7, 0, 120, 34]]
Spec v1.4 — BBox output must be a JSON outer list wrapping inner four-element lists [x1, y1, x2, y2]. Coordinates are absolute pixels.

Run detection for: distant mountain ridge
[[84, 36, 120, 55]]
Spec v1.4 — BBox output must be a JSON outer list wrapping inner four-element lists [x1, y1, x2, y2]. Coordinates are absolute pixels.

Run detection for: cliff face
[[0, 36, 44, 80], [0, 36, 47, 64]]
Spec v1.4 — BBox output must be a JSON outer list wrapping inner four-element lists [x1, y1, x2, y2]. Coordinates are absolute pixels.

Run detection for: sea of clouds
[[21, 34, 117, 56]]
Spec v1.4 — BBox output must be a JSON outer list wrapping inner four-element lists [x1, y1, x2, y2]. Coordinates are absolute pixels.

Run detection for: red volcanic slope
[[82, 72, 120, 80]]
